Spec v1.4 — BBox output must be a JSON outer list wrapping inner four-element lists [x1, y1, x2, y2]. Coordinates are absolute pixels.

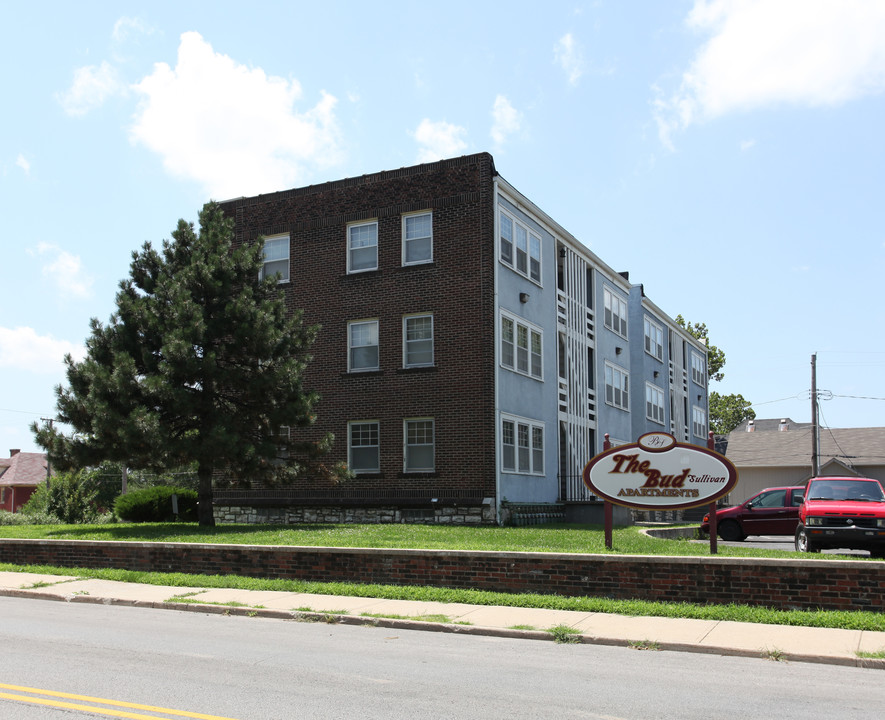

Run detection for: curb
[[640, 526, 700, 540], [4, 587, 883, 670]]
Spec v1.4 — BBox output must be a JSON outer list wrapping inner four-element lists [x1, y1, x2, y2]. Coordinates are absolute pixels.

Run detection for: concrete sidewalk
[[2, 571, 884, 669]]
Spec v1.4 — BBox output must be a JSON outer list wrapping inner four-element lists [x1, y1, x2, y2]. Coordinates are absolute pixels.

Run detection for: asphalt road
[[2, 596, 884, 720], [715, 535, 871, 555]]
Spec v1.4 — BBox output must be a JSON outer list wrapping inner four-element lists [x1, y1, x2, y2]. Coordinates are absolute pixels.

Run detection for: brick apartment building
[[215, 153, 708, 525]]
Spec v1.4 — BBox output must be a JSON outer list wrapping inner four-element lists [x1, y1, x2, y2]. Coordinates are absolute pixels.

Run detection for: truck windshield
[[807, 480, 885, 502]]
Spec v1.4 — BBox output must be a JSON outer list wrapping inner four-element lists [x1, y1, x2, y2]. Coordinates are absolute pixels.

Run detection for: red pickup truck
[[795, 476, 885, 557]]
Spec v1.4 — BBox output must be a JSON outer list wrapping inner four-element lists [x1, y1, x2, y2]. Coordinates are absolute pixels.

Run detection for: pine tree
[[33, 202, 333, 526]]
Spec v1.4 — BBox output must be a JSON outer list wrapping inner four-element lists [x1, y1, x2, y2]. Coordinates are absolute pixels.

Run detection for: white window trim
[[348, 319, 379, 372], [604, 361, 629, 411], [402, 211, 433, 266], [348, 420, 380, 474], [645, 382, 665, 425], [499, 208, 542, 285], [644, 317, 664, 361], [691, 350, 706, 388], [347, 220, 379, 274], [403, 313, 434, 368], [500, 311, 543, 380], [403, 417, 435, 472], [603, 287, 628, 338], [692, 405, 707, 440], [501, 414, 545, 476], [259, 233, 290, 283]]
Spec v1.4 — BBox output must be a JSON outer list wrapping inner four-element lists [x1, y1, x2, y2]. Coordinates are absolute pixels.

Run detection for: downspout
[[493, 178, 502, 525]]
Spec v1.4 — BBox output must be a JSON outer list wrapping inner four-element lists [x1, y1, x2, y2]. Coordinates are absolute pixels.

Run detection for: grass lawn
[[1, 522, 883, 632], [0, 521, 819, 558]]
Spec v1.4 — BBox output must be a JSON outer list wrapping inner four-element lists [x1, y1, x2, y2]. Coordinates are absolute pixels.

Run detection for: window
[[644, 317, 663, 361], [692, 406, 707, 439], [404, 314, 434, 367], [605, 362, 629, 410], [529, 234, 541, 283], [349, 421, 379, 473], [502, 317, 515, 368], [260, 234, 289, 283], [499, 210, 541, 283], [349, 320, 379, 371], [500, 214, 513, 265], [754, 489, 787, 508], [404, 418, 434, 472], [603, 288, 628, 337], [691, 350, 706, 387], [501, 416, 544, 475], [646, 383, 665, 424], [516, 223, 528, 275], [348, 221, 378, 273], [403, 212, 432, 265], [500, 313, 542, 380]]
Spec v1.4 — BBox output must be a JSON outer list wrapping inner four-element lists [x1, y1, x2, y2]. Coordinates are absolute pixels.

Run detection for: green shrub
[[114, 486, 198, 522], [0, 509, 60, 525], [47, 472, 99, 524], [20, 470, 104, 524]]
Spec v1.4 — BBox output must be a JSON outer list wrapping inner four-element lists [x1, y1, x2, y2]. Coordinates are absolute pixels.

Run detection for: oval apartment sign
[[582, 432, 738, 510]]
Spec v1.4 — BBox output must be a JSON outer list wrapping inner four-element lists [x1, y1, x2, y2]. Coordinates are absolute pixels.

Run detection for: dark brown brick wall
[[219, 154, 498, 498], [2, 539, 881, 612]]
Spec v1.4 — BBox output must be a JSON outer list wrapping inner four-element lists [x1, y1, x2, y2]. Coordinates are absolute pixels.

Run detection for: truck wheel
[[795, 526, 819, 553], [718, 520, 745, 542]]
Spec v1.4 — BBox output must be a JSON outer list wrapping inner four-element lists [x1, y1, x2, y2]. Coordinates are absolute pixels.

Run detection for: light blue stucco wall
[[628, 290, 670, 440], [495, 195, 560, 503]]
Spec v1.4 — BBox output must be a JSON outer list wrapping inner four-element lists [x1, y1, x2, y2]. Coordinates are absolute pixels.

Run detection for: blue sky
[[3, 1, 885, 455]]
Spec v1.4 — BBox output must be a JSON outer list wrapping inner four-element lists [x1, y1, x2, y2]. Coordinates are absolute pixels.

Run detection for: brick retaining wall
[[1, 538, 882, 612]]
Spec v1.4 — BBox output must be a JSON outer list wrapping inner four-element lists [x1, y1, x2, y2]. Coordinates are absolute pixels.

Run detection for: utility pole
[[810, 354, 819, 476], [40, 417, 54, 488]]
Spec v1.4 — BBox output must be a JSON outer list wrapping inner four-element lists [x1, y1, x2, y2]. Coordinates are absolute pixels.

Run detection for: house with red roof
[[0, 449, 48, 513]]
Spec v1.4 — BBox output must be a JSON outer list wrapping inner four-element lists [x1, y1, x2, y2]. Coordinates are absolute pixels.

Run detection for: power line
[[831, 394, 885, 401], [0, 407, 54, 416], [748, 395, 803, 407]]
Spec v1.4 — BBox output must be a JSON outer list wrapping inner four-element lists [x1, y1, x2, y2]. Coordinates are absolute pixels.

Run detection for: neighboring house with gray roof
[[722, 418, 885, 501], [0, 449, 48, 513]]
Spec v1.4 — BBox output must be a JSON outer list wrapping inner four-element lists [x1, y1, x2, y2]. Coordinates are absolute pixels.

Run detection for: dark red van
[[701, 486, 805, 541]]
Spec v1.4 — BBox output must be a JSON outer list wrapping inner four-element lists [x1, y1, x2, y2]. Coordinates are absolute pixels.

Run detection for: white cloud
[[34, 243, 94, 300], [0, 327, 84, 374], [490, 95, 522, 148], [130, 32, 343, 199], [57, 61, 122, 116], [112, 16, 152, 45], [740, 138, 756, 151], [655, 0, 885, 147], [413, 119, 468, 163], [16, 154, 30, 175], [554, 33, 584, 86]]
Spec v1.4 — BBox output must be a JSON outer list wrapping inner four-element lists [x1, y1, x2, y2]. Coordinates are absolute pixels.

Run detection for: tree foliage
[[708, 391, 756, 436], [675, 315, 754, 435], [674, 315, 725, 381], [33, 202, 341, 526]]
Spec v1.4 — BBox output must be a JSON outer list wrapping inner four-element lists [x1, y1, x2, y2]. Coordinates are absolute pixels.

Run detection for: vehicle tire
[[718, 520, 745, 542], [795, 526, 819, 553]]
